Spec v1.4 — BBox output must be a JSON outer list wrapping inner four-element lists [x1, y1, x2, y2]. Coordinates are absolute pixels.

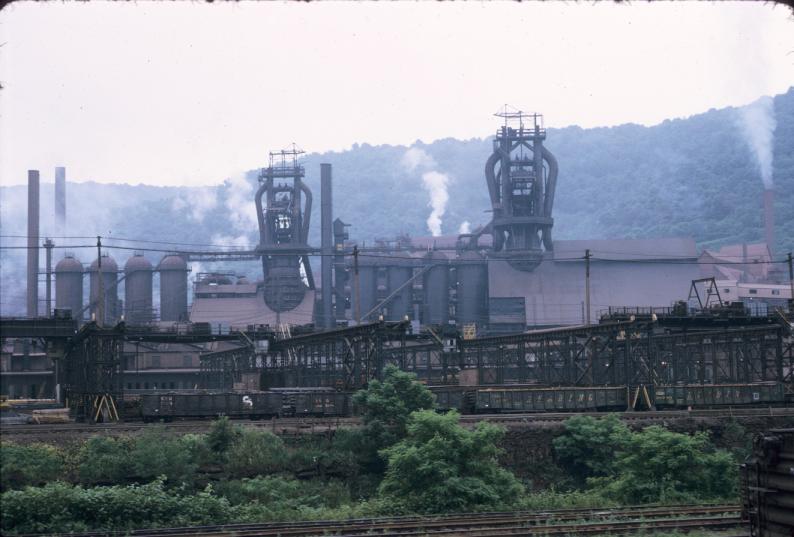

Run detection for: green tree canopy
[[352, 364, 436, 472], [378, 410, 524, 514], [552, 414, 631, 484], [591, 425, 737, 504]]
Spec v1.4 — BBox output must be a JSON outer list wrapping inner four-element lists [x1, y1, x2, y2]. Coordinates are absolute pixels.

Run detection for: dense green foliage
[[379, 410, 524, 514], [592, 426, 737, 504], [552, 414, 631, 484], [1, 381, 747, 534], [0, 443, 64, 491], [352, 364, 436, 472], [3, 89, 793, 315], [553, 416, 739, 504]]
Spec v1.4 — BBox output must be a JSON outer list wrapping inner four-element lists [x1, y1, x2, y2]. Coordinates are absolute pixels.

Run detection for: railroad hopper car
[[654, 383, 785, 409], [290, 392, 351, 417], [741, 428, 794, 537], [141, 392, 283, 421], [473, 386, 627, 413]]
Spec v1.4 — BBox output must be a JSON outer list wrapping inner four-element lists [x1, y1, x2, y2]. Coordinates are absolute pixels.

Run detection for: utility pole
[[96, 236, 104, 327], [585, 249, 591, 325], [44, 238, 53, 317], [353, 245, 361, 324]]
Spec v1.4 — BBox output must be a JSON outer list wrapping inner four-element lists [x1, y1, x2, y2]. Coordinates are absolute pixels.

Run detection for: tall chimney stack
[[320, 163, 333, 329], [55, 166, 66, 229], [27, 170, 40, 317], [763, 188, 774, 255]]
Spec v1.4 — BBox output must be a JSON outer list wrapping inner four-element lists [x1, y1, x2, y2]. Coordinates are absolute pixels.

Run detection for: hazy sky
[[1, 2, 793, 187]]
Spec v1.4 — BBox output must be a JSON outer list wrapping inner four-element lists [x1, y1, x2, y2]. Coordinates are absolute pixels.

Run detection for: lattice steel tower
[[485, 109, 558, 271], [255, 146, 315, 312]]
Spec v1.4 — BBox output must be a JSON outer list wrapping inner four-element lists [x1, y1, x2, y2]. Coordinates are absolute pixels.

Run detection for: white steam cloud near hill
[[736, 96, 777, 189], [400, 147, 451, 237]]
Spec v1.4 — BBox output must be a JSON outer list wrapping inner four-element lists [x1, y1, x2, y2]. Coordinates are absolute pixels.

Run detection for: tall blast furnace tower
[[485, 110, 558, 272], [255, 147, 315, 313]]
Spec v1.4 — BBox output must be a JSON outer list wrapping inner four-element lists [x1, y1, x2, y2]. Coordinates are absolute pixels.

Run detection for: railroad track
[[3, 407, 792, 436], [38, 504, 743, 537]]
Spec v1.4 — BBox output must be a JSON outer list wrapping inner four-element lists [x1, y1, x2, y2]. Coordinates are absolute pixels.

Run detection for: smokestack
[[321, 163, 333, 329], [27, 170, 40, 317], [763, 188, 774, 255], [55, 167, 66, 229]]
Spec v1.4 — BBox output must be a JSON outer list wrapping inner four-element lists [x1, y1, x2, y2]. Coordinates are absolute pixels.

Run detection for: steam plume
[[172, 187, 218, 222], [458, 221, 471, 234], [401, 147, 451, 237], [737, 96, 776, 188]]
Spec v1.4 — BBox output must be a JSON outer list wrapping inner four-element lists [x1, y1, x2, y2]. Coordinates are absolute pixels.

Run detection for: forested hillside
[[1, 88, 792, 315]]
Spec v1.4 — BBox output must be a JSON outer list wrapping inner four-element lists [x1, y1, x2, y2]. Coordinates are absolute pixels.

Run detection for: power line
[[0, 240, 792, 266]]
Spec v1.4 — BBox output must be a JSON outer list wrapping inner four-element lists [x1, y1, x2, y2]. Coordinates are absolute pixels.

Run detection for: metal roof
[[552, 237, 698, 261]]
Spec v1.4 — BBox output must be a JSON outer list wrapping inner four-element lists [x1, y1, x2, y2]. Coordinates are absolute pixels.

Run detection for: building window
[[723, 289, 730, 293], [151, 355, 161, 368], [135, 382, 141, 389], [127, 383, 132, 390], [144, 382, 149, 389], [170, 382, 175, 389], [772, 289, 780, 296], [748, 289, 758, 295], [183, 355, 193, 367]]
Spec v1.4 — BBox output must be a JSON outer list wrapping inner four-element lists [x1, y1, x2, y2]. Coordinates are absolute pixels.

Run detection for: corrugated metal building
[[488, 238, 700, 329]]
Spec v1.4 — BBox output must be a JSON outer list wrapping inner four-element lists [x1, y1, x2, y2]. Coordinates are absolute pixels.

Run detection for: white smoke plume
[[172, 187, 218, 222], [211, 233, 250, 250], [401, 146, 437, 172], [458, 221, 471, 234], [223, 174, 259, 233], [737, 96, 776, 188], [401, 147, 451, 237], [421, 171, 449, 237]]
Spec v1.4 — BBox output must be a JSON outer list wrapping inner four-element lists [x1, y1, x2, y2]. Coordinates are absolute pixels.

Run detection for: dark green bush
[[378, 410, 524, 514], [0, 442, 65, 491]]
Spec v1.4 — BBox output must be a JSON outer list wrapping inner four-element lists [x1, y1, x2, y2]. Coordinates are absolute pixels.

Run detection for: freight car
[[473, 386, 628, 413], [742, 428, 794, 537], [141, 392, 283, 421], [654, 383, 785, 409], [289, 391, 351, 417]]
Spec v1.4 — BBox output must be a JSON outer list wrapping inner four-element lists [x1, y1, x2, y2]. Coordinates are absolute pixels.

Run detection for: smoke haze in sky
[[1, 2, 792, 187]]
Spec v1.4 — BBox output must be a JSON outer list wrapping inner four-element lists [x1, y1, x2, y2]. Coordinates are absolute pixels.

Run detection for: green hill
[[1, 88, 792, 315]]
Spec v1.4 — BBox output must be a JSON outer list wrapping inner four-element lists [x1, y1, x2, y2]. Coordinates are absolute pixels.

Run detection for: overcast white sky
[[1, 2, 793, 187]]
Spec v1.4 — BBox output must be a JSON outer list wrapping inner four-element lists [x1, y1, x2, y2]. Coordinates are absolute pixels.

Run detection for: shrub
[[0, 442, 65, 491], [378, 410, 524, 514], [226, 429, 286, 478], [552, 414, 631, 484], [0, 479, 232, 534], [592, 425, 738, 504], [128, 429, 198, 486], [77, 436, 133, 485]]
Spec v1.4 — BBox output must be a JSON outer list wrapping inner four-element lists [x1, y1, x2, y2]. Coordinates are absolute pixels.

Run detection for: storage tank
[[385, 257, 414, 321], [423, 251, 449, 325], [55, 254, 83, 320], [89, 254, 119, 325], [352, 254, 380, 322], [454, 250, 488, 328], [158, 254, 188, 321], [124, 254, 153, 325]]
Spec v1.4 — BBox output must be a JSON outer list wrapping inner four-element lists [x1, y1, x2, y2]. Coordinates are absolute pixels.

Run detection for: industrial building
[[6, 111, 791, 401], [30, 111, 791, 334]]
